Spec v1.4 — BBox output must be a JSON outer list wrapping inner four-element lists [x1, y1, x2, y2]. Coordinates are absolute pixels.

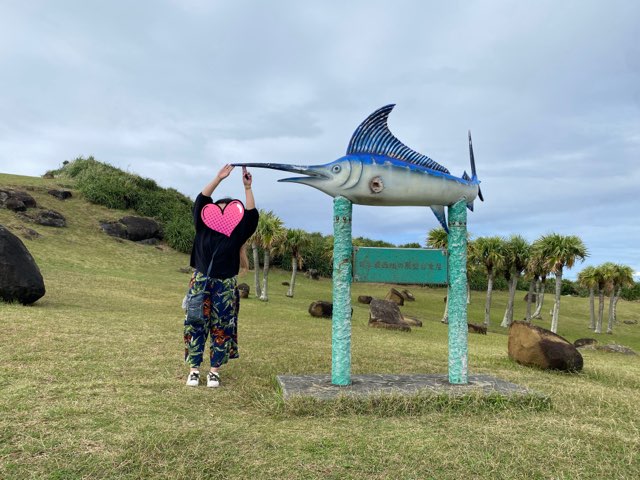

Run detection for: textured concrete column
[[447, 200, 469, 384], [331, 196, 353, 385]]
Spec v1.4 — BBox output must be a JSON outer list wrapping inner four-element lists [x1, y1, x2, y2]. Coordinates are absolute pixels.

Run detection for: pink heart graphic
[[201, 200, 245, 237]]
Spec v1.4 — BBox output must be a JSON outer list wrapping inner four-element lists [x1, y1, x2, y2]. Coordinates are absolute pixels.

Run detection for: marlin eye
[[332, 165, 342, 173]]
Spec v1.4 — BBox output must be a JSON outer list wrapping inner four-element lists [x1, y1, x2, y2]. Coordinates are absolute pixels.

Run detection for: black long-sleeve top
[[189, 193, 259, 279]]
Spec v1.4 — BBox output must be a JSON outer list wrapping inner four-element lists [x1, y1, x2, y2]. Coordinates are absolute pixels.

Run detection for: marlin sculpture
[[233, 104, 483, 232]]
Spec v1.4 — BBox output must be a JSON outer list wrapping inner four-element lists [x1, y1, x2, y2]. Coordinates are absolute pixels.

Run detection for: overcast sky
[[1, 0, 638, 279]]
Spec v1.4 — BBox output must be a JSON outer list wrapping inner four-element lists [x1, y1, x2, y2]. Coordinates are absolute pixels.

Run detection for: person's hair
[[214, 197, 234, 206], [239, 244, 249, 273]]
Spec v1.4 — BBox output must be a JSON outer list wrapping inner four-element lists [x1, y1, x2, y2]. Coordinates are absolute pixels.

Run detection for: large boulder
[[47, 189, 72, 200], [596, 344, 637, 356], [0, 189, 37, 211], [237, 283, 250, 299], [100, 221, 128, 239], [16, 226, 41, 240], [385, 288, 405, 306], [305, 269, 320, 280], [34, 210, 66, 227], [0, 225, 45, 304], [574, 338, 598, 348], [100, 216, 162, 242], [369, 298, 411, 331], [401, 315, 423, 327], [401, 289, 416, 301], [18, 209, 67, 228], [308, 301, 333, 318], [508, 321, 583, 372], [357, 295, 373, 304], [119, 216, 162, 241], [468, 323, 487, 335]]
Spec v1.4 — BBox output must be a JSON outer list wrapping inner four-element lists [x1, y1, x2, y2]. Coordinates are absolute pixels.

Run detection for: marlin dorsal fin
[[347, 104, 450, 174]]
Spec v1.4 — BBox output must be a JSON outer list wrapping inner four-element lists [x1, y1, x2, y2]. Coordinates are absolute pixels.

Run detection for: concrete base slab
[[277, 374, 543, 401]]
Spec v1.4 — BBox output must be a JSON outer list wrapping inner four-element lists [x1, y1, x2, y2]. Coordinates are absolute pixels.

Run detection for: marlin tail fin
[[469, 130, 484, 201]]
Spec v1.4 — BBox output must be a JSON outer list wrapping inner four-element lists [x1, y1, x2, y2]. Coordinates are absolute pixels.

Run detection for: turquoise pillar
[[331, 196, 353, 385], [447, 199, 469, 384]]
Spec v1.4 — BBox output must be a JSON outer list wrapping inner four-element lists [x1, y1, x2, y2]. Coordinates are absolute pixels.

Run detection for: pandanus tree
[[500, 235, 530, 328], [254, 210, 285, 302], [277, 228, 310, 298], [472, 236, 505, 327], [537, 233, 588, 333], [577, 266, 599, 330]]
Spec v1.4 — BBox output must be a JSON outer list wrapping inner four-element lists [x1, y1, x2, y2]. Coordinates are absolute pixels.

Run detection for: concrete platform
[[277, 373, 543, 401]]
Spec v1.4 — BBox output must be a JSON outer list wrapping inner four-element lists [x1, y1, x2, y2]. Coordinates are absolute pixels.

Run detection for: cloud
[[1, 0, 639, 279]]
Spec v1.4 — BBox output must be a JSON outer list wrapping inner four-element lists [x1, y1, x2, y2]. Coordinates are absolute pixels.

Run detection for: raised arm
[[202, 164, 234, 197], [242, 166, 255, 210]]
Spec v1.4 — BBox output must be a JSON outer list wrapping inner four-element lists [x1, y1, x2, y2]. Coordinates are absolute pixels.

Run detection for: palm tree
[[607, 264, 634, 333], [530, 238, 553, 320], [524, 246, 546, 322], [466, 239, 477, 304], [537, 234, 588, 333], [426, 228, 449, 324], [472, 236, 505, 327], [254, 210, 285, 302], [248, 233, 262, 299], [500, 235, 530, 328], [594, 264, 610, 334], [577, 266, 598, 330], [277, 228, 310, 298]]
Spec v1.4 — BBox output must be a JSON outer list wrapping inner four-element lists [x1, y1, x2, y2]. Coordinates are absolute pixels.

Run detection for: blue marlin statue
[[233, 104, 483, 232]]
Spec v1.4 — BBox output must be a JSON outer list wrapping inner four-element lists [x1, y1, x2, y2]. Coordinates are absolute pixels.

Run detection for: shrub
[[621, 282, 640, 301], [56, 157, 195, 253]]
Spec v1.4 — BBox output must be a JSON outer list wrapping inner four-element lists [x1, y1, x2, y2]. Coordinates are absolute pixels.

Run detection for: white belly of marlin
[[233, 104, 483, 232], [329, 156, 480, 208]]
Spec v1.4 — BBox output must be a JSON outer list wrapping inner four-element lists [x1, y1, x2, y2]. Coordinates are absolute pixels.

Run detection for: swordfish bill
[[233, 104, 483, 232]]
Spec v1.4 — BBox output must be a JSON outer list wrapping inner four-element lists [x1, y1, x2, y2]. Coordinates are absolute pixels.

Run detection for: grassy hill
[[1, 172, 639, 479]]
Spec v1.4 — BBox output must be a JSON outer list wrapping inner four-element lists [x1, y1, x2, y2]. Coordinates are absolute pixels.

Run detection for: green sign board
[[352, 247, 448, 285]]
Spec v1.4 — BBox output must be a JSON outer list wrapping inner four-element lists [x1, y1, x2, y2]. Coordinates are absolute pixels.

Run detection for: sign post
[[331, 196, 353, 386], [447, 199, 468, 384], [352, 247, 447, 285]]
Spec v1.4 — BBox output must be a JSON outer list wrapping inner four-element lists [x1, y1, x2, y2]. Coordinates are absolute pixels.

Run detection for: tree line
[[250, 213, 636, 335]]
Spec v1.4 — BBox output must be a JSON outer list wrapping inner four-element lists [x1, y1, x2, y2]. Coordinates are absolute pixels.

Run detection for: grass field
[[1, 173, 639, 479]]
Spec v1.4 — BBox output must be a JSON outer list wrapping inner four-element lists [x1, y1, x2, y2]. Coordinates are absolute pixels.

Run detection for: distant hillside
[[46, 157, 195, 253], [0, 172, 189, 285]]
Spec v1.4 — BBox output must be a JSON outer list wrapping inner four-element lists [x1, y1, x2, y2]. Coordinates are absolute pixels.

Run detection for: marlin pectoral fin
[[478, 186, 484, 202], [467, 202, 474, 212], [430, 205, 448, 233]]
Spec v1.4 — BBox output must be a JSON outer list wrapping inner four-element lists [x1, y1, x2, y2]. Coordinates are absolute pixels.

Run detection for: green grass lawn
[[1, 173, 639, 479]]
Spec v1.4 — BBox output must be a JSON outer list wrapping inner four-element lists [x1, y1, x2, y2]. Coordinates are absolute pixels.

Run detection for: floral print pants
[[183, 271, 240, 369]]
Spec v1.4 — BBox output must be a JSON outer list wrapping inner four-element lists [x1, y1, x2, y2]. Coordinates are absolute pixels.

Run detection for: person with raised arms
[[183, 164, 258, 387]]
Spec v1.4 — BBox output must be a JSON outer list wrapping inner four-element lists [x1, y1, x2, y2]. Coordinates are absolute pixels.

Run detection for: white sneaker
[[186, 371, 200, 387], [207, 372, 220, 388]]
